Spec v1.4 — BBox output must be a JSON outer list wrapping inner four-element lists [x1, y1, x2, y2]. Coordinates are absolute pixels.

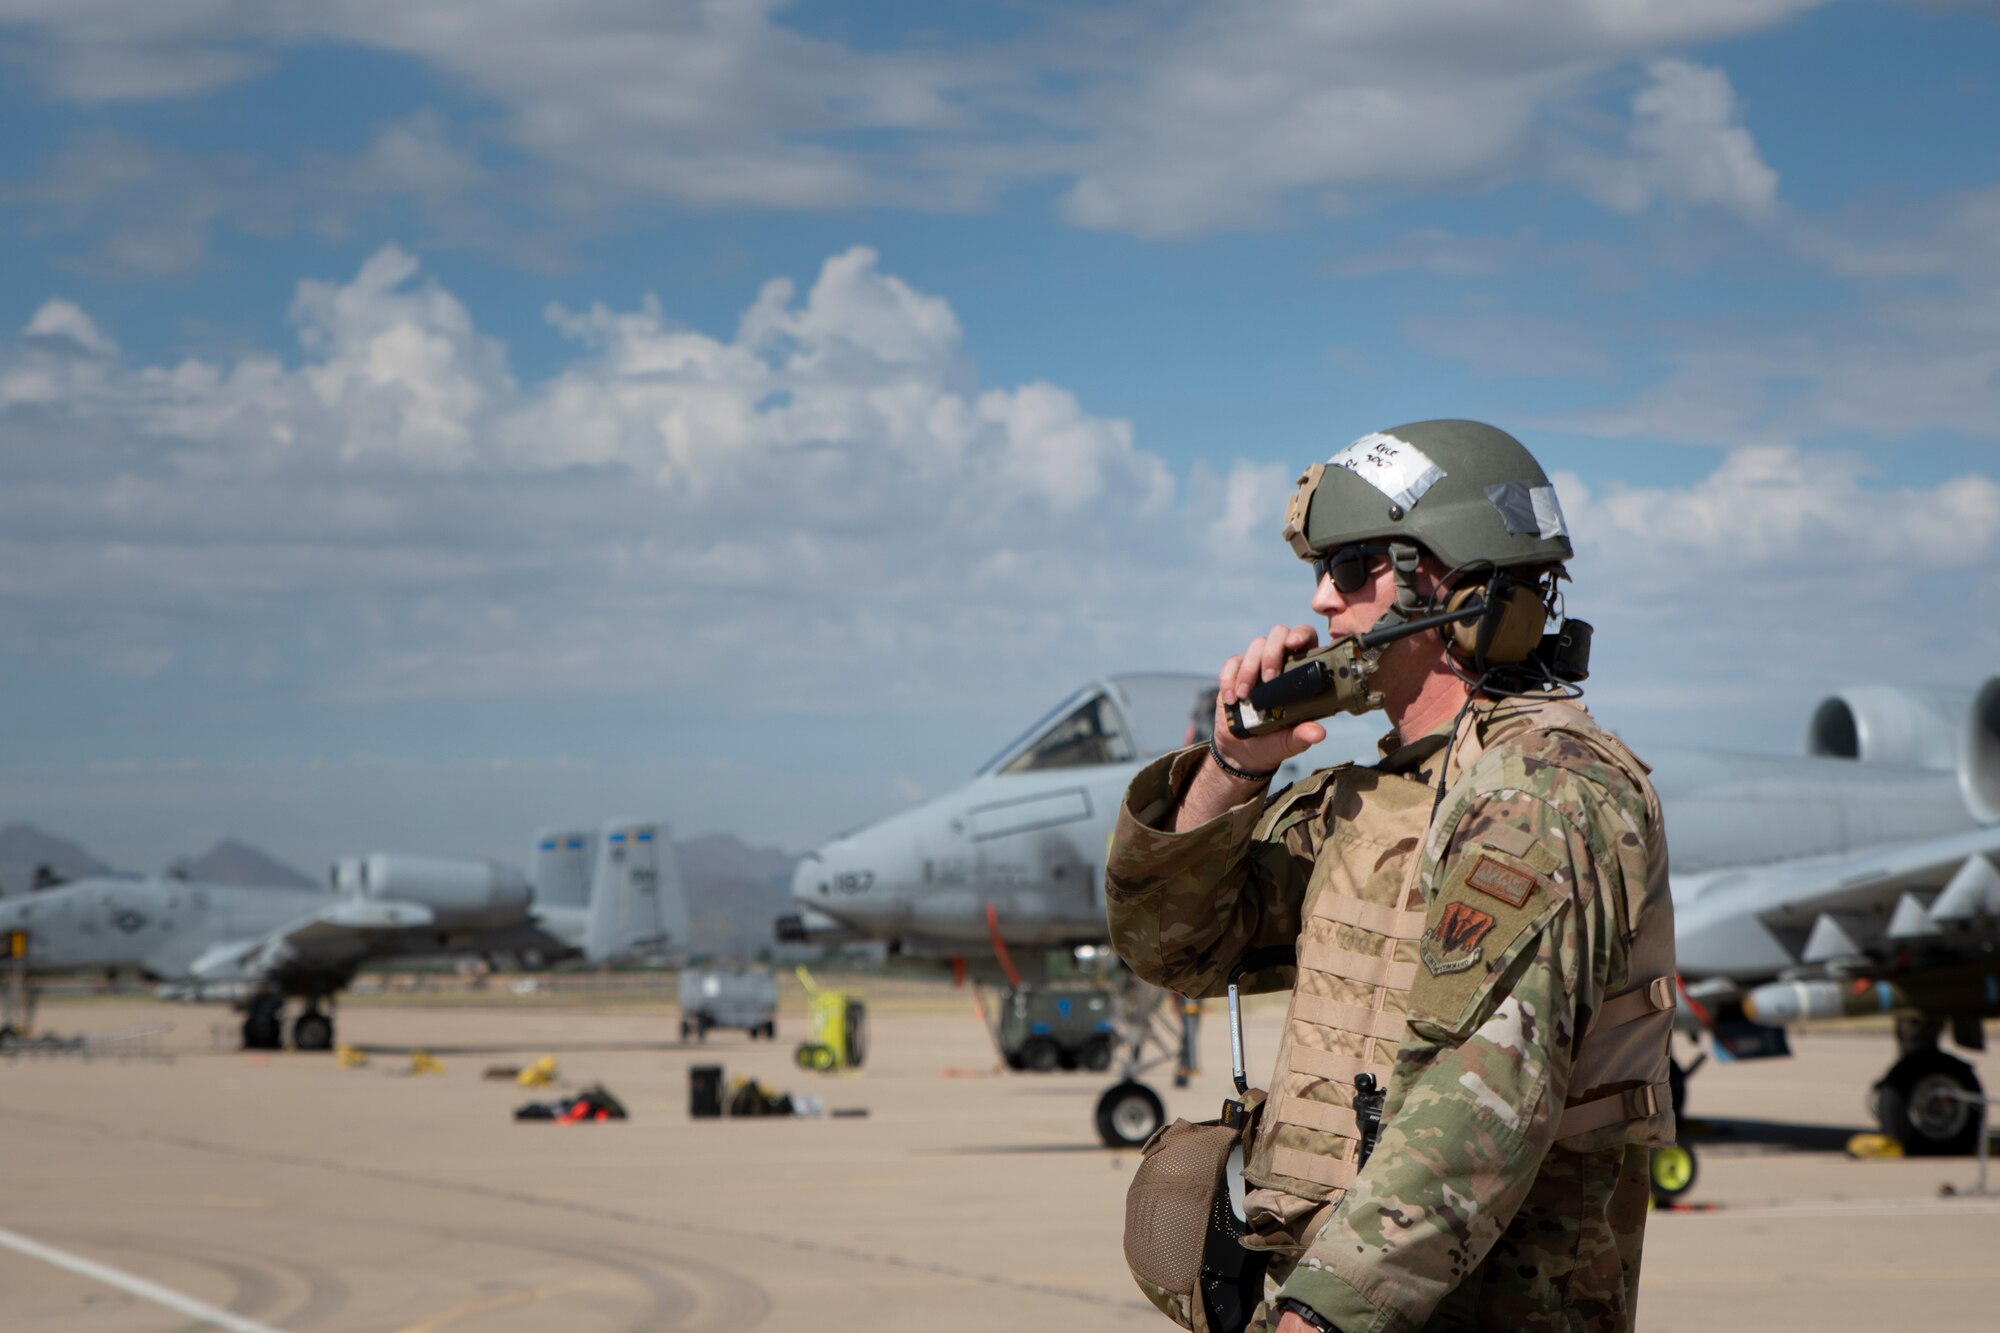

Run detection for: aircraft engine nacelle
[[1804, 685, 1966, 770], [1959, 677, 2000, 826], [358, 853, 532, 929]]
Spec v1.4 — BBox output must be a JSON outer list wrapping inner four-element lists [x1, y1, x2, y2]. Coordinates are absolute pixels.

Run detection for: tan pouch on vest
[[1124, 1091, 1269, 1333]]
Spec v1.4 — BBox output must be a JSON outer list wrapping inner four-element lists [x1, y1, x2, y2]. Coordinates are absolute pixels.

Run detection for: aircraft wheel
[[1078, 1037, 1114, 1073], [1876, 1049, 1983, 1156], [1020, 1037, 1061, 1073], [242, 995, 284, 1051], [1095, 1081, 1166, 1148], [292, 1011, 334, 1052]]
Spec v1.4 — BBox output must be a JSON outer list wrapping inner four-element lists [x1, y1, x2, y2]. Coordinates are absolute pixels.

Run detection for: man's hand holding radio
[[1172, 622, 1329, 833]]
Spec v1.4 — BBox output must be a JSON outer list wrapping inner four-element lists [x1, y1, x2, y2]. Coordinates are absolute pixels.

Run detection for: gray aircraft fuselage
[[0, 876, 583, 987], [792, 674, 1996, 993], [0, 821, 684, 1005]]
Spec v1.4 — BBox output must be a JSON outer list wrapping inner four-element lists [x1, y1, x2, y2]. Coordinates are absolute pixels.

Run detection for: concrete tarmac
[[2, 991, 1998, 1331]]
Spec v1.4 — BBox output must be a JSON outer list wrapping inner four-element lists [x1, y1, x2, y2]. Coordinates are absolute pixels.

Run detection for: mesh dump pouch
[[1123, 946, 1293, 1332], [1124, 1112, 1266, 1332]]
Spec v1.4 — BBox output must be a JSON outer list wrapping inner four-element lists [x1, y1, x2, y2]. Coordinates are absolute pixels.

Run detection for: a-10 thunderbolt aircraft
[[783, 672, 2000, 1155], [0, 819, 689, 1051]]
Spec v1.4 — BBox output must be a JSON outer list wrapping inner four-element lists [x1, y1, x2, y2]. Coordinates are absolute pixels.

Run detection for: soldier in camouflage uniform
[[1108, 421, 1676, 1333]]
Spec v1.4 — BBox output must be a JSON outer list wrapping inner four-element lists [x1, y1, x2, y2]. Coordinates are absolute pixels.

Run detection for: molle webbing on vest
[[1290, 1044, 1392, 1085], [1270, 1144, 1360, 1192], [1295, 938, 1419, 990], [1290, 993, 1411, 1042], [1308, 894, 1430, 940], [1248, 759, 1439, 1216], [1274, 1093, 1363, 1138]]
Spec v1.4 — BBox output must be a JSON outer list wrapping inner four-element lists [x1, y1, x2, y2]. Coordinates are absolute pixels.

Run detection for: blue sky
[[0, 0, 1996, 876]]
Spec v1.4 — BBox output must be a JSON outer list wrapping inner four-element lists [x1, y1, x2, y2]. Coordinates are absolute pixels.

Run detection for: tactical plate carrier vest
[[1243, 697, 1674, 1252]]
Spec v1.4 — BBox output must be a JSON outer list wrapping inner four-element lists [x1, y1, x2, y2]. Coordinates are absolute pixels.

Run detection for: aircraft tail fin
[[531, 828, 596, 910], [584, 820, 690, 965]]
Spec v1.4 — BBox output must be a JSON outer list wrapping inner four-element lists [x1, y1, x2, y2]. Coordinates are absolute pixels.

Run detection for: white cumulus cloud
[[0, 245, 1256, 716], [0, 0, 1818, 242], [1560, 59, 1780, 219]]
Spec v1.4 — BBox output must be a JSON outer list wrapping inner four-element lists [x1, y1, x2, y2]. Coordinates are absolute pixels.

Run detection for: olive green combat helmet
[[1282, 419, 1572, 570]]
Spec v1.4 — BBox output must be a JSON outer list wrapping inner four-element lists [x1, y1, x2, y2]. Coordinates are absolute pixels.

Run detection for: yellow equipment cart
[[792, 966, 867, 1071]]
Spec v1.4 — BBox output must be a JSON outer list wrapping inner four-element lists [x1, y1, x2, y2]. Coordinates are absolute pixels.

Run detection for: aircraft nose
[[790, 854, 824, 906]]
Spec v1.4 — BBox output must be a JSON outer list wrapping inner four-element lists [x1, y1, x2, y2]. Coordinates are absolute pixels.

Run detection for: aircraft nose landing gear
[[1096, 1081, 1166, 1148], [241, 993, 284, 1050]]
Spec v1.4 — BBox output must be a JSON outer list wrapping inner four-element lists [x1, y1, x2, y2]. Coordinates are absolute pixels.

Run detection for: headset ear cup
[[1447, 583, 1545, 664]]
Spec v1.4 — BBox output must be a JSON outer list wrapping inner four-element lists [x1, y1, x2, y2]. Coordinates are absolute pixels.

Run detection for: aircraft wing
[[1678, 823, 2000, 981], [187, 898, 437, 983]]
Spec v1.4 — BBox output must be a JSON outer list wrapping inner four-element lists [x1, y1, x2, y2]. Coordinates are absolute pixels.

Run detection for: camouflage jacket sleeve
[[1103, 746, 1338, 999], [1275, 741, 1640, 1333]]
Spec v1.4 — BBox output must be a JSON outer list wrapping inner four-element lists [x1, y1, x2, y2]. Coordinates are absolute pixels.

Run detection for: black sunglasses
[[1310, 544, 1393, 594]]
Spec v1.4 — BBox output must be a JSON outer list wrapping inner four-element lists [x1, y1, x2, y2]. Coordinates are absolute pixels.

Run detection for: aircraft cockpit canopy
[[981, 673, 1216, 776]]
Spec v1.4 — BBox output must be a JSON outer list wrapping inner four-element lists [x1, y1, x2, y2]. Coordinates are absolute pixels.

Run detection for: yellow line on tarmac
[[395, 1279, 598, 1333]]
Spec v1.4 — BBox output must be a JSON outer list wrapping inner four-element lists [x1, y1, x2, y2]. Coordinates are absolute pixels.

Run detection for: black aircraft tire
[[1876, 1049, 1983, 1156], [1095, 1081, 1166, 1149], [242, 1014, 282, 1051], [292, 1012, 334, 1052], [1020, 1037, 1061, 1073]]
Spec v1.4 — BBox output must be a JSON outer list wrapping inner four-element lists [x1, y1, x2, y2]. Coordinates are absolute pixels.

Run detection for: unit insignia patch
[[1420, 900, 1495, 977]]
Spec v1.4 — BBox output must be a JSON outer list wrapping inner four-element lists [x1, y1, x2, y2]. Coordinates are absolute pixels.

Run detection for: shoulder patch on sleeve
[[1410, 844, 1562, 1037]]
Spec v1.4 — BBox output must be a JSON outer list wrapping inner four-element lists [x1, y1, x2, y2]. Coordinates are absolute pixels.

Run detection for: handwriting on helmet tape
[[1327, 433, 1445, 510]]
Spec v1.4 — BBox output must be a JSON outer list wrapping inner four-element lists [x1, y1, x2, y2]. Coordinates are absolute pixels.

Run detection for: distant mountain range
[[173, 839, 321, 890], [0, 823, 112, 896], [0, 822, 805, 956], [0, 823, 319, 895]]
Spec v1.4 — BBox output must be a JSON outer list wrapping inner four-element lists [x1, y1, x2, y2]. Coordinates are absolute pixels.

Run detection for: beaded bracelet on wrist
[[1207, 734, 1278, 783]]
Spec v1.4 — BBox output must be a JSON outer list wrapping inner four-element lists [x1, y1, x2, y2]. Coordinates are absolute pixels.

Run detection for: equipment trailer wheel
[[1095, 1081, 1166, 1148], [292, 1011, 334, 1052], [1078, 1036, 1114, 1073], [1020, 1037, 1061, 1073], [1876, 1049, 1983, 1156]]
